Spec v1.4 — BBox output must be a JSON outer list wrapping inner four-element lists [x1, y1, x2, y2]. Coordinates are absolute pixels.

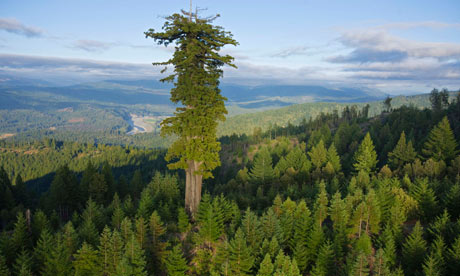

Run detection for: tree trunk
[[185, 160, 203, 217]]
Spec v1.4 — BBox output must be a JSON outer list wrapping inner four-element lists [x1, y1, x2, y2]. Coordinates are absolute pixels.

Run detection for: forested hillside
[[0, 90, 460, 276]]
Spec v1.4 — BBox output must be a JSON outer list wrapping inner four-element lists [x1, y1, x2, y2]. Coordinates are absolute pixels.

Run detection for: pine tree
[[373, 249, 391, 276], [196, 194, 224, 247], [213, 240, 231, 276], [249, 147, 275, 185], [177, 207, 191, 233], [229, 228, 254, 276], [12, 212, 31, 255], [310, 241, 335, 276], [145, 11, 238, 215], [13, 249, 33, 276], [349, 252, 369, 276], [165, 244, 188, 276], [98, 227, 112, 276], [73, 243, 102, 276], [117, 235, 147, 276], [313, 181, 329, 227], [109, 231, 124, 275], [388, 131, 417, 170], [423, 253, 441, 276], [33, 229, 54, 273], [447, 235, 460, 275], [326, 143, 342, 174], [402, 221, 427, 275], [241, 208, 261, 251], [43, 236, 72, 276], [308, 139, 328, 170], [149, 211, 166, 271], [353, 133, 378, 174], [0, 254, 10, 276], [422, 116, 459, 162], [257, 253, 274, 276]]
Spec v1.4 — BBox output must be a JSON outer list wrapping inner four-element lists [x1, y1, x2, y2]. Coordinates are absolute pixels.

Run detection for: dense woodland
[[1, 89, 460, 275]]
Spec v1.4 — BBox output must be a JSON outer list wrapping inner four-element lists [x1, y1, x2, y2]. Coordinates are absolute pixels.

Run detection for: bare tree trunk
[[185, 160, 203, 217]]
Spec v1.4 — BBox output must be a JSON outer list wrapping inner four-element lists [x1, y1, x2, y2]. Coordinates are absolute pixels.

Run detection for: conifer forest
[[2, 5, 460, 276]]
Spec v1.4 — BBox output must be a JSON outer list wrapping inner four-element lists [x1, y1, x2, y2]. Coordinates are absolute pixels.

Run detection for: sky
[[0, 0, 459, 94]]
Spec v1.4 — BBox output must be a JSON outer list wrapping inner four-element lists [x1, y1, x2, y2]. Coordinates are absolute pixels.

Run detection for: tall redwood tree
[[145, 11, 238, 215]]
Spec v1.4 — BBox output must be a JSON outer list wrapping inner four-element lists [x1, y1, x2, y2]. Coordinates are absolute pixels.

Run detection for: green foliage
[[145, 12, 238, 179], [353, 133, 378, 174], [73, 243, 102, 276], [422, 116, 458, 162], [388, 131, 417, 170], [229, 228, 254, 276], [257, 253, 274, 276], [165, 244, 188, 276], [249, 147, 275, 185], [402, 221, 427, 274], [196, 194, 225, 246]]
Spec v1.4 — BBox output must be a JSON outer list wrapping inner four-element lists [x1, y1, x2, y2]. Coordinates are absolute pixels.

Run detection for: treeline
[[0, 139, 167, 194], [218, 90, 459, 137], [0, 89, 459, 275]]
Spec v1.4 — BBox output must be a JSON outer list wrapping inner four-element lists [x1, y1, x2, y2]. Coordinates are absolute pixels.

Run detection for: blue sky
[[1, 0, 459, 94]]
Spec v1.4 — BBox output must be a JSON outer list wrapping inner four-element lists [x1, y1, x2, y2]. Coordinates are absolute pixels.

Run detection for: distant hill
[[217, 92, 456, 136]]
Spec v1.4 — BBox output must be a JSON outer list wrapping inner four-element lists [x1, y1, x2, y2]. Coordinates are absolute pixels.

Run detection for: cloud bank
[[0, 18, 44, 38]]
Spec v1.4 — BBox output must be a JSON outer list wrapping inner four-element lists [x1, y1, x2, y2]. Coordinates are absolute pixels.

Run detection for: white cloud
[[0, 18, 44, 38]]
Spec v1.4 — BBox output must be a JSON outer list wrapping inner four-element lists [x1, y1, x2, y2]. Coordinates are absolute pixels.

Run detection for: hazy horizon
[[1, 0, 460, 95]]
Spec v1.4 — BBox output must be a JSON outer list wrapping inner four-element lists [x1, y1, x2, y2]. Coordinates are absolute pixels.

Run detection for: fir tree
[[388, 131, 417, 170], [310, 241, 335, 276], [308, 140, 328, 170], [349, 252, 369, 276], [402, 221, 427, 275], [422, 116, 458, 162], [13, 249, 33, 276], [353, 132, 378, 174], [229, 228, 254, 276], [249, 147, 275, 185], [43, 236, 72, 276], [145, 10, 238, 215], [0, 254, 10, 276], [196, 194, 224, 246], [118, 235, 147, 276], [33, 229, 54, 273], [257, 253, 274, 276], [73, 243, 102, 276], [165, 244, 188, 276]]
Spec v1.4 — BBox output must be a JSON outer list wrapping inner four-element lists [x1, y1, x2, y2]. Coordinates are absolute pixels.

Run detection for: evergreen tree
[[249, 147, 275, 185], [12, 212, 31, 255], [98, 227, 112, 276], [0, 254, 10, 276], [33, 229, 54, 273], [326, 143, 342, 174], [308, 140, 328, 170], [13, 249, 33, 276], [73, 243, 102, 276], [165, 244, 188, 276], [177, 207, 191, 233], [257, 253, 274, 276], [88, 172, 107, 205], [117, 235, 147, 276], [310, 241, 334, 276], [229, 228, 254, 276], [196, 194, 224, 246], [388, 131, 417, 170], [422, 116, 458, 162], [353, 133, 378, 174], [145, 10, 238, 215], [402, 221, 427, 275], [349, 252, 369, 276], [43, 236, 72, 276]]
